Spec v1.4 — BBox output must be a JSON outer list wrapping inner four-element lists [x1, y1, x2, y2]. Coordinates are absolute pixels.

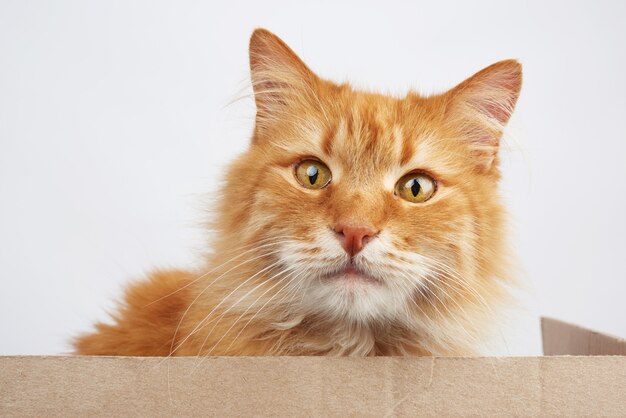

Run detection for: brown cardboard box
[[1, 317, 625, 417]]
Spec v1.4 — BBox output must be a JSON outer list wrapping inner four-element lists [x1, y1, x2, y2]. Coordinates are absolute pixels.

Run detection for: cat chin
[[298, 274, 407, 324]]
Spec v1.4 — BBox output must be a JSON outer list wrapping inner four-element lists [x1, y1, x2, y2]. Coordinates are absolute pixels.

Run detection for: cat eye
[[395, 172, 436, 203], [294, 159, 332, 189]]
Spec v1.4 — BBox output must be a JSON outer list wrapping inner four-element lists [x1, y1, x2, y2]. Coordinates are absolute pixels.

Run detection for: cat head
[[217, 29, 521, 339]]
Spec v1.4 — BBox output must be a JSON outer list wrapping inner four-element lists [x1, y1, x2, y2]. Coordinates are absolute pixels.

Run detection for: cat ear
[[446, 60, 522, 172], [249, 29, 318, 119]]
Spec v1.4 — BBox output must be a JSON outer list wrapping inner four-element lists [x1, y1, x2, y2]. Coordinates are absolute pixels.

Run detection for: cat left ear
[[249, 29, 318, 121], [446, 60, 522, 172]]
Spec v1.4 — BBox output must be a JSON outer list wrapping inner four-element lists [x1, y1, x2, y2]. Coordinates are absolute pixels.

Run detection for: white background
[[1, 1, 625, 355]]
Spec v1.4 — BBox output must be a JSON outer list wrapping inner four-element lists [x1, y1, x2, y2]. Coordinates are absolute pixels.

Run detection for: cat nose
[[333, 223, 378, 256]]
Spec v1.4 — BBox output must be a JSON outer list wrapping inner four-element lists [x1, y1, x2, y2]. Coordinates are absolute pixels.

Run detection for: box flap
[[2, 356, 626, 416], [542, 317, 626, 356]]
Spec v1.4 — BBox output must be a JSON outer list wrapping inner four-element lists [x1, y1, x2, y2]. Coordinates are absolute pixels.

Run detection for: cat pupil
[[410, 179, 420, 197], [307, 165, 318, 184]]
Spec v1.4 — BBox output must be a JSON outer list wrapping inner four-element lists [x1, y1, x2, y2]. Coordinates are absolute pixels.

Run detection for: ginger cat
[[74, 28, 522, 356]]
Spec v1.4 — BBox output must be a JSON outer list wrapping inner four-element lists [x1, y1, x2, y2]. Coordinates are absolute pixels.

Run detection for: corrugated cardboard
[[542, 317, 626, 356], [1, 317, 625, 417]]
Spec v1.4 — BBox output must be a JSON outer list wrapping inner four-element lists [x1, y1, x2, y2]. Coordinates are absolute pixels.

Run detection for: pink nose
[[333, 223, 378, 256]]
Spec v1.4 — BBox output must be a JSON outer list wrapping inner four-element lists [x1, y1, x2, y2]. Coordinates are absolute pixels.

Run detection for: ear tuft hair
[[249, 29, 318, 122], [446, 60, 522, 172]]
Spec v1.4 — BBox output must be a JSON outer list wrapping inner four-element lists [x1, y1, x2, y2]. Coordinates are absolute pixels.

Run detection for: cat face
[[218, 29, 521, 328]]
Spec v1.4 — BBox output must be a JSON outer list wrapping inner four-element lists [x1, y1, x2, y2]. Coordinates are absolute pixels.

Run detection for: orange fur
[[74, 29, 522, 357]]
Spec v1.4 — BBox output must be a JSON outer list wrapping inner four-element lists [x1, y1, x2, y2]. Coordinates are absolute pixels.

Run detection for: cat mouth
[[322, 264, 382, 286]]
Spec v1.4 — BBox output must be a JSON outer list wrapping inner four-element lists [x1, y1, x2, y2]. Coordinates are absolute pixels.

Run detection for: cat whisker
[[272, 273, 307, 323], [192, 264, 298, 357], [203, 268, 306, 359], [391, 251, 488, 311], [397, 270, 478, 346], [419, 257, 495, 316], [146, 236, 294, 308], [169, 248, 288, 357]]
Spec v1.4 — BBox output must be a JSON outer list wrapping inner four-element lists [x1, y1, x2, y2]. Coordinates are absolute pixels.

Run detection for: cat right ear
[[249, 29, 318, 121], [445, 60, 522, 173]]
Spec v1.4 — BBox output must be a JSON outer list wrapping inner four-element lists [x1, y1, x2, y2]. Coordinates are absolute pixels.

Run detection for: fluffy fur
[[74, 29, 522, 356]]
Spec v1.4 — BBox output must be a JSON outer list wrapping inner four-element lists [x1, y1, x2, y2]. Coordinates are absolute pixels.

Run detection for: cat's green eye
[[294, 159, 332, 189], [395, 173, 436, 203]]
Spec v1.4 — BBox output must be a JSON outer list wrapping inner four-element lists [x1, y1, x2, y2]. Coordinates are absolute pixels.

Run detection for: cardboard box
[[1, 317, 625, 416]]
